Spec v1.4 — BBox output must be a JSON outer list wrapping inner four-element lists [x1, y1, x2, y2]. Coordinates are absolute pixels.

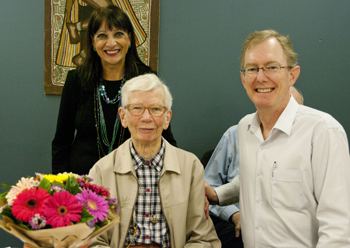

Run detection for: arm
[[204, 126, 240, 222], [312, 126, 350, 246], [52, 70, 80, 174], [215, 175, 239, 206]]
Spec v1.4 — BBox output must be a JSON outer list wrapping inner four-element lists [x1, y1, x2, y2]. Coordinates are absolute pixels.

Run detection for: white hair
[[121, 74, 173, 109]]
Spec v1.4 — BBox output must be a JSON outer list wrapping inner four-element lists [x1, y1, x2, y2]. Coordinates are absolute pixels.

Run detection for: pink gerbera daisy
[[11, 188, 50, 223], [76, 189, 109, 223], [42, 191, 82, 228]]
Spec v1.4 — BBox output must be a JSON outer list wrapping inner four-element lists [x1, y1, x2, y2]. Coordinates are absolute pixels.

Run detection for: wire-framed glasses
[[241, 65, 292, 77], [125, 104, 167, 117]]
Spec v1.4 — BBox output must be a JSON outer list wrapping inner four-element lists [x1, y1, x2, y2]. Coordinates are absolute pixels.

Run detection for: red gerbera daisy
[[12, 188, 50, 223], [42, 191, 82, 228]]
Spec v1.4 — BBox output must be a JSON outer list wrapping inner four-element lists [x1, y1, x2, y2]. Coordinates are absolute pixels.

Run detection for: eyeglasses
[[125, 104, 167, 117], [241, 65, 292, 77]]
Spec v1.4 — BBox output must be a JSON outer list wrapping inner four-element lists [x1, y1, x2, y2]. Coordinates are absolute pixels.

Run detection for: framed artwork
[[44, 0, 160, 95]]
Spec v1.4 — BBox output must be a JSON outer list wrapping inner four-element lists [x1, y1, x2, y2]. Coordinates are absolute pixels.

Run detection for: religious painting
[[44, 0, 160, 95]]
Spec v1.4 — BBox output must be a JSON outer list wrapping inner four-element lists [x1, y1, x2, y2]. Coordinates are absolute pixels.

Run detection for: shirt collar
[[248, 95, 299, 137], [130, 139, 165, 172]]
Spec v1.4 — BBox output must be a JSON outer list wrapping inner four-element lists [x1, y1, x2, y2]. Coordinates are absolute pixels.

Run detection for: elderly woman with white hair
[[88, 74, 220, 248]]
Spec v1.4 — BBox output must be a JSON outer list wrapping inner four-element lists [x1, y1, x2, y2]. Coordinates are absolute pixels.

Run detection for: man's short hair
[[121, 74, 173, 110], [240, 29, 298, 69]]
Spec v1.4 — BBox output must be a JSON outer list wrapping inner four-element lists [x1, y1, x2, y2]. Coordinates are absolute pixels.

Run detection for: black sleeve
[[52, 70, 80, 174]]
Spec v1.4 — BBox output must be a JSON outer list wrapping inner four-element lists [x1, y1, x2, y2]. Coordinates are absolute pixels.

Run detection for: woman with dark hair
[[52, 5, 176, 175]]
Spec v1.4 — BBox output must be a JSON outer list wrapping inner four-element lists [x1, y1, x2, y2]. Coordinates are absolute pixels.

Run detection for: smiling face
[[240, 37, 300, 114], [92, 20, 131, 70], [119, 88, 172, 147]]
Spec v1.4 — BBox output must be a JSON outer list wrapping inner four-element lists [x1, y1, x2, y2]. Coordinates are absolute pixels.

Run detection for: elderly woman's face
[[119, 88, 172, 146]]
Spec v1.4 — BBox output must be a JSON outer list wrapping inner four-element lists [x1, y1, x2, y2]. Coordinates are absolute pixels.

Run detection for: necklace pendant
[[150, 215, 159, 224]]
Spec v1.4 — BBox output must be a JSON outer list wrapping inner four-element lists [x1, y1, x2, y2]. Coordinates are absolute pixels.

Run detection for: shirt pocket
[[270, 168, 305, 210]]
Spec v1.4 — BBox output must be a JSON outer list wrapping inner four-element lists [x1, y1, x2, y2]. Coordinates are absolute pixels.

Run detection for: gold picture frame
[[44, 0, 160, 95]]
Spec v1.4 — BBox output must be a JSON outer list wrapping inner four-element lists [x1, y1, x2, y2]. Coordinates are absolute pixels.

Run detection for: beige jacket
[[88, 139, 220, 248]]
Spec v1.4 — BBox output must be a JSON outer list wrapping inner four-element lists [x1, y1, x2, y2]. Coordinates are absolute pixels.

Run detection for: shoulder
[[63, 69, 83, 91], [137, 63, 156, 75], [164, 141, 203, 173], [238, 113, 255, 130], [296, 105, 345, 133], [223, 125, 238, 140], [90, 151, 116, 175], [168, 142, 199, 162], [239, 113, 255, 123]]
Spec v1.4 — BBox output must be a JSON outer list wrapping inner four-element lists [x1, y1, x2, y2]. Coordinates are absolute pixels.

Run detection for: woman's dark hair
[[78, 5, 150, 90]]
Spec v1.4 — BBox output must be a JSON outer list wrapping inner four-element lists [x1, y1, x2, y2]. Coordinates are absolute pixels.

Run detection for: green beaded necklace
[[94, 75, 126, 157]]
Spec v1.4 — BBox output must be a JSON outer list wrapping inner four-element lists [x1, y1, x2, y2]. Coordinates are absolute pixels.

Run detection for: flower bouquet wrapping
[[0, 173, 120, 248]]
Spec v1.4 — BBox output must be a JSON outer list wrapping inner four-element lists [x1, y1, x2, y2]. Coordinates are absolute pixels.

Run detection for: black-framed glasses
[[125, 104, 167, 117], [241, 65, 292, 77]]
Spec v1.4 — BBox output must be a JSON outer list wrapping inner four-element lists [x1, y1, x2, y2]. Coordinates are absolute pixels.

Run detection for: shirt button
[[146, 188, 150, 192], [255, 226, 260, 230], [145, 235, 150, 239], [145, 214, 149, 218], [256, 199, 260, 203], [146, 161, 150, 165]]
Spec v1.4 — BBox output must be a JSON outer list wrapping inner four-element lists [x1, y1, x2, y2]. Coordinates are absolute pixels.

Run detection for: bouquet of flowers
[[0, 173, 120, 248]]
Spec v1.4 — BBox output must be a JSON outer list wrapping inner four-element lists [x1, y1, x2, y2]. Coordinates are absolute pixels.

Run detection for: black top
[[52, 65, 177, 175]]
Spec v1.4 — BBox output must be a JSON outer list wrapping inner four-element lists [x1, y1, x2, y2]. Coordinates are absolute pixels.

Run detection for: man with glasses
[[236, 29, 350, 247], [88, 74, 220, 248], [204, 86, 304, 248]]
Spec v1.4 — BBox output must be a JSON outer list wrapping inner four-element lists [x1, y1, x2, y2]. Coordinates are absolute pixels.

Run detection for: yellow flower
[[43, 174, 71, 183]]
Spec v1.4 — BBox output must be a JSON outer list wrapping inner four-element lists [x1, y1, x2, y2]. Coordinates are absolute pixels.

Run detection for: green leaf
[[80, 208, 95, 223], [0, 206, 16, 221], [38, 178, 52, 192], [1, 183, 11, 189], [65, 177, 81, 195], [94, 218, 108, 229], [18, 223, 30, 230], [0, 191, 8, 202], [51, 181, 64, 188]]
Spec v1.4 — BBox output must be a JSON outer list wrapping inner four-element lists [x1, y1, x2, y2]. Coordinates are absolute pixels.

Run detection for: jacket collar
[[113, 138, 181, 175]]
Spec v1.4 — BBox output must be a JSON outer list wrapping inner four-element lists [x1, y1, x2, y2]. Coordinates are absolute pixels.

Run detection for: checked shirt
[[125, 139, 170, 247]]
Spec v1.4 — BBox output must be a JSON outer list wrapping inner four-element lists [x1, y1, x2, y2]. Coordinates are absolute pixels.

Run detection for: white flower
[[6, 177, 35, 206]]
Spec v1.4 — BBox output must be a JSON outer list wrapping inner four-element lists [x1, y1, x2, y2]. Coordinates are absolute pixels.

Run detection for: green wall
[[1, 1, 350, 246]]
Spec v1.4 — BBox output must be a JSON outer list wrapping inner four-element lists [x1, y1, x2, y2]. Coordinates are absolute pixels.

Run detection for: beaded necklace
[[98, 76, 124, 104], [94, 75, 126, 157]]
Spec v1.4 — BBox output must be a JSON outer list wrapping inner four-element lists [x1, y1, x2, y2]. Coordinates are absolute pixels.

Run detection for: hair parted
[[240, 29, 298, 69], [121, 74, 173, 110], [78, 5, 150, 90]]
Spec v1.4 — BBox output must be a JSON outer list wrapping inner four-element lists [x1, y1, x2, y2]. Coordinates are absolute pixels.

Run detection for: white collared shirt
[[238, 96, 350, 247]]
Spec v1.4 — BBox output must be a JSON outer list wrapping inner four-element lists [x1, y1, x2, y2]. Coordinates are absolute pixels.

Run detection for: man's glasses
[[125, 104, 167, 117], [241, 65, 292, 77]]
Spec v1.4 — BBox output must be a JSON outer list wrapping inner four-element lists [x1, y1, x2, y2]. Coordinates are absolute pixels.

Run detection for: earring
[[128, 45, 131, 49], [93, 47, 96, 52]]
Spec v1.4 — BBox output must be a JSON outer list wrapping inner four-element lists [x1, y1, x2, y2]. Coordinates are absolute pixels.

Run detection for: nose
[[140, 108, 152, 121], [256, 67, 268, 82], [106, 36, 117, 46]]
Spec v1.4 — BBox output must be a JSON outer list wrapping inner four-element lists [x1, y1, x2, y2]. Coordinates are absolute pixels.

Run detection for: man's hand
[[231, 212, 241, 238], [204, 182, 219, 205]]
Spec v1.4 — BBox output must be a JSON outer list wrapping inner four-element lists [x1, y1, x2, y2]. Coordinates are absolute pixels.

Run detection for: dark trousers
[[210, 214, 244, 248]]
